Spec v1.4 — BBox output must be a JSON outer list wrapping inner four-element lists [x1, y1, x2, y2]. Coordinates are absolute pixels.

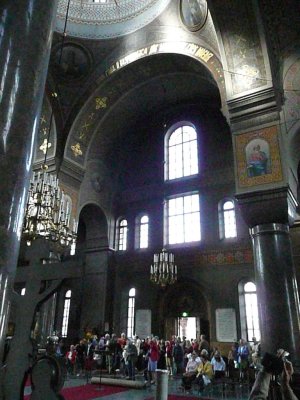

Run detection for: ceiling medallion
[[180, 0, 208, 32]]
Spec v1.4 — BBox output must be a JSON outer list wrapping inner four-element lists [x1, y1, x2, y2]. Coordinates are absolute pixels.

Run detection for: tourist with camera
[[249, 349, 297, 400]]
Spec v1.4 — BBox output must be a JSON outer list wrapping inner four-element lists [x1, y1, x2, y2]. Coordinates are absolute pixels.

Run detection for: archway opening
[[161, 282, 209, 341]]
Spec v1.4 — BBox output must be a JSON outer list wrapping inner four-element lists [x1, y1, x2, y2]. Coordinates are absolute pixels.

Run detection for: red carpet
[[24, 383, 128, 399]]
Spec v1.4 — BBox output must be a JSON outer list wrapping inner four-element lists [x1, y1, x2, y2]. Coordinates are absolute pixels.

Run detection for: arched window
[[219, 199, 237, 239], [127, 288, 136, 338], [166, 124, 198, 180], [62, 290, 72, 338], [117, 219, 128, 251], [239, 281, 260, 342], [138, 215, 149, 249]]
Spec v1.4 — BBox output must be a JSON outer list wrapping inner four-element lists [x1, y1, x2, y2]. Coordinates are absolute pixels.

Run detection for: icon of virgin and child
[[246, 139, 270, 177]]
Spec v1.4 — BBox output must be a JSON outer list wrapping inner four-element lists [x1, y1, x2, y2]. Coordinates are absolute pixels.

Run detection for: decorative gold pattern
[[95, 97, 108, 109], [40, 115, 47, 125], [107, 42, 214, 76], [39, 139, 52, 155], [71, 143, 83, 157], [79, 122, 90, 140], [235, 125, 283, 188], [196, 248, 253, 265]]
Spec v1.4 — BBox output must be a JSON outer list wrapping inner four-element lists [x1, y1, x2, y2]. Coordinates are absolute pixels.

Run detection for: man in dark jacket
[[173, 338, 184, 375]]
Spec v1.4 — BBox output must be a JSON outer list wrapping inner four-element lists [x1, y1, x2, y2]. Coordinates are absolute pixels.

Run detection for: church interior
[[1, 0, 300, 398]]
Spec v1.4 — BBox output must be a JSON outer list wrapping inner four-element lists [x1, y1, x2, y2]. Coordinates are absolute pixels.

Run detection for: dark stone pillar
[[0, 0, 58, 363], [250, 223, 300, 358]]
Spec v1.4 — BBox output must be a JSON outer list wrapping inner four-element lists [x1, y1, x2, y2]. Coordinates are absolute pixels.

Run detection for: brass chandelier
[[22, 166, 77, 248], [150, 248, 177, 287], [22, 0, 77, 249]]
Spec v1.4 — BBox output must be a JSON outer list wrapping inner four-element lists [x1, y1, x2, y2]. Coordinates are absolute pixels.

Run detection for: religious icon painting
[[235, 125, 283, 188], [51, 43, 92, 82], [180, 0, 208, 31], [245, 138, 271, 178]]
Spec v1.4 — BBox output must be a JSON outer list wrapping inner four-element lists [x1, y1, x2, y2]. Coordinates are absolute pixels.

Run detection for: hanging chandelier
[[150, 248, 177, 287], [22, 0, 77, 250], [22, 164, 77, 248]]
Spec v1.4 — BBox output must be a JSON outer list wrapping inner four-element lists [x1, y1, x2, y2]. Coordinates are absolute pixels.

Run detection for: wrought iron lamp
[[150, 248, 177, 287]]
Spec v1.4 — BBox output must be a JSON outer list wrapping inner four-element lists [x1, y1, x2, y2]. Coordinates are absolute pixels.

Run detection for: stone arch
[[63, 50, 224, 174], [78, 203, 109, 251], [159, 280, 211, 340]]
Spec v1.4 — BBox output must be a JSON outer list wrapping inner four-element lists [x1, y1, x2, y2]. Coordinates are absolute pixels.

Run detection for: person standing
[[173, 338, 184, 375], [199, 334, 210, 353], [125, 339, 138, 380], [237, 338, 249, 380], [157, 339, 166, 370], [148, 338, 159, 384], [66, 345, 77, 375]]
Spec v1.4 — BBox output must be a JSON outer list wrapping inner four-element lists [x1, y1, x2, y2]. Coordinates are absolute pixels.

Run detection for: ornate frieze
[[213, 0, 268, 96], [196, 248, 253, 265]]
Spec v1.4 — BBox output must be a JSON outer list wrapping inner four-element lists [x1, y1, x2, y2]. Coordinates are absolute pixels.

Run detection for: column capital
[[227, 87, 280, 132], [235, 187, 298, 228], [250, 223, 289, 237]]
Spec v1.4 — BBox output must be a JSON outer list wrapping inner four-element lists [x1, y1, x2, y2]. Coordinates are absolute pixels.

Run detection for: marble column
[[250, 223, 300, 358], [0, 0, 58, 364]]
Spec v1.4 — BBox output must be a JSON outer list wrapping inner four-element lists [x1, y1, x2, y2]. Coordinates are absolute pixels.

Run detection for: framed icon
[[180, 0, 208, 32]]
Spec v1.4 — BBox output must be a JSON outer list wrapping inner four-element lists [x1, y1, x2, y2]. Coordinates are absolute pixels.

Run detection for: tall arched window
[[62, 290, 72, 338], [219, 199, 237, 239], [127, 288, 136, 338], [118, 219, 128, 251], [139, 215, 149, 249], [166, 124, 198, 180], [239, 281, 260, 342]]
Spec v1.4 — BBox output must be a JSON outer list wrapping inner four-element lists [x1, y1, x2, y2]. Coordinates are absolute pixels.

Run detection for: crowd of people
[[50, 333, 262, 387], [50, 333, 212, 381], [47, 333, 299, 400], [55, 333, 260, 387]]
